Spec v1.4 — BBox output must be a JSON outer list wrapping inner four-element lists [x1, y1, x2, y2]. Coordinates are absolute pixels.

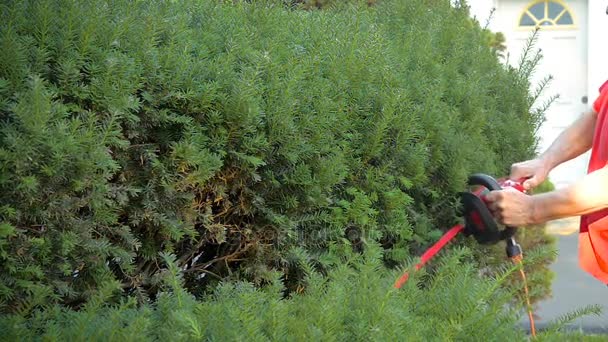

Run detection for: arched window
[[519, 0, 575, 28]]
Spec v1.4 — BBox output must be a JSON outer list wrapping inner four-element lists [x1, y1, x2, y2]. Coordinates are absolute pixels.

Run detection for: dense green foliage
[[0, 247, 602, 341], [0, 0, 552, 318], [289, 0, 378, 10]]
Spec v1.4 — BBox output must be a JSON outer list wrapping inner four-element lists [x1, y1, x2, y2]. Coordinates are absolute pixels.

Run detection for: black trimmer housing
[[459, 173, 516, 245]]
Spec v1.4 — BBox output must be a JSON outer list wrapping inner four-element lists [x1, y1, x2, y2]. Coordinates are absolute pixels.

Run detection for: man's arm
[[538, 109, 597, 170], [530, 165, 608, 223], [486, 166, 608, 226], [486, 108, 601, 226]]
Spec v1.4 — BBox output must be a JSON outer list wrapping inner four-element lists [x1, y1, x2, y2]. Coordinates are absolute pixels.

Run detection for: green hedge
[[0, 247, 601, 341], [0, 0, 546, 313]]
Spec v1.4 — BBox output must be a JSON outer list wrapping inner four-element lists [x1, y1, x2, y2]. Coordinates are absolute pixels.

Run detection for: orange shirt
[[580, 81, 608, 283]]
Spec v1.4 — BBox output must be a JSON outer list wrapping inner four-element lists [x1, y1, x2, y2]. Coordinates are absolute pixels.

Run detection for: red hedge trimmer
[[394, 173, 536, 336]]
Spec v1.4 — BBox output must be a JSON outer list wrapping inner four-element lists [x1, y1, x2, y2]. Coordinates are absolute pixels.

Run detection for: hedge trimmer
[[394, 173, 536, 336]]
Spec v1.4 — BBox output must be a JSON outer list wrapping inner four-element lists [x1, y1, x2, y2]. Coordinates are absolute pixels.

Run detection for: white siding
[[588, 0, 608, 95]]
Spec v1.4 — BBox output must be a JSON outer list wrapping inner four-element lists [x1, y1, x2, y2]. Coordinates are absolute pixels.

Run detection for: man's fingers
[[496, 215, 507, 226], [523, 176, 538, 190], [487, 205, 504, 223], [484, 190, 503, 202], [484, 190, 497, 200], [484, 191, 502, 211], [510, 164, 531, 179], [509, 158, 548, 191], [485, 200, 506, 225]]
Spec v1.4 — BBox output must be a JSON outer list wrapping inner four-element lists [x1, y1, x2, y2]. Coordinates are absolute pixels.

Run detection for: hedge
[[0, 0, 550, 314], [0, 247, 602, 341]]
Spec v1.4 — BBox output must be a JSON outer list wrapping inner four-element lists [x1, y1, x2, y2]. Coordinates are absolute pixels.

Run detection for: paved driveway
[[522, 218, 608, 333]]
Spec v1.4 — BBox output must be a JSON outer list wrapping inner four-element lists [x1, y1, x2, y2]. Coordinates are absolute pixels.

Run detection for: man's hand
[[510, 158, 550, 190], [484, 188, 537, 226]]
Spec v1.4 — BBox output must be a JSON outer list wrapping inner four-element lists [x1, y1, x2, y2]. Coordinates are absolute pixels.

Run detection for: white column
[[588, 0, 608, 97]]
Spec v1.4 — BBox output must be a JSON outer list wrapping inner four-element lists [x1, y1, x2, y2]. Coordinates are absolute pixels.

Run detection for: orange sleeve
[[593, 81, 608, 113]]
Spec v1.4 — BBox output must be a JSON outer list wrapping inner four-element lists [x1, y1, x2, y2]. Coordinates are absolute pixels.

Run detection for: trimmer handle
[[467, 173, 502, 192]]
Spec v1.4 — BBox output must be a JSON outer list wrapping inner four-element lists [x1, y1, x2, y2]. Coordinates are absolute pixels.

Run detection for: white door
[[496, 0, 589, 189]]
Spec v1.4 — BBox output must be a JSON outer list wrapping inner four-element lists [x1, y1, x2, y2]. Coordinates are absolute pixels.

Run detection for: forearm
[[531, 166, 608, 223], [539, 110, 597, 169]]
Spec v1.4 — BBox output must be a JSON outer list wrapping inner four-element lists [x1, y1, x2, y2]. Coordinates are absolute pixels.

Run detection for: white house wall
[[588, 0, 608, 96], [467, 0, 499, 27], [466, 0, 597, 187], [468, 0, 608, 101]]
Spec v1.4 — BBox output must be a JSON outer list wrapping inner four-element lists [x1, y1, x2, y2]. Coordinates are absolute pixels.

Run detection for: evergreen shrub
[[0, 247, 601, 341], [0, 0, 549, 313]]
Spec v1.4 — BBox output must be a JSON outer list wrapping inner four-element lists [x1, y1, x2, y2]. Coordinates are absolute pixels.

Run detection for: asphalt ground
[[520, 217, 608, 333]]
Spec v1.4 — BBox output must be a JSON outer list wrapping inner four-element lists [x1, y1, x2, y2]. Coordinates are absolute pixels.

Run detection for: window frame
[[517, 0, 577, 31]]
